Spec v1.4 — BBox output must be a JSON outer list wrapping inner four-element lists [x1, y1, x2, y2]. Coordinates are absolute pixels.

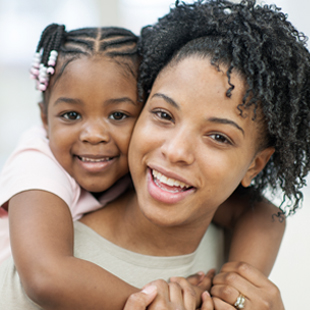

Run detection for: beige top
[[0, 221, 224, 309]]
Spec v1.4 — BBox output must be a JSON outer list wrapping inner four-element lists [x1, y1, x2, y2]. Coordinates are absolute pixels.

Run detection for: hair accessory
[[234, 294, 245, 309], [47, 50, 58, 66], [30, 50, 42, 80]]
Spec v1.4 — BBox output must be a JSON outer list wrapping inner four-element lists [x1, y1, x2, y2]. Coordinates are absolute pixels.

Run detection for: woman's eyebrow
[[208, 117, 245, 136], [151, 93, 180, 109]]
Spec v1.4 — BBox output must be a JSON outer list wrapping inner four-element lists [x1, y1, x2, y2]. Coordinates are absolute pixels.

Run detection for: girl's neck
[[80, 189, 214, 257]]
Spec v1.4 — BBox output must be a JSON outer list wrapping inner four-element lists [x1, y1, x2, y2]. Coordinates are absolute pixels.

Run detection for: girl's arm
[[9, 190, 139, 310], [212, 190, 285, 276]]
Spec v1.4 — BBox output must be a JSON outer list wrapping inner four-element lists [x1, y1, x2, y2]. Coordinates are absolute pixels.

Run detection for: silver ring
[[234, 294, 245, 309]]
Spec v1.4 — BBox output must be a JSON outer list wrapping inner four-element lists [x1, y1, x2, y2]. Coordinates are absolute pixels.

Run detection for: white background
[[0, 1, 309, 309]]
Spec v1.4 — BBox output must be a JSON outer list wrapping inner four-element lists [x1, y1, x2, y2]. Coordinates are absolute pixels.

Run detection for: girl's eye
[[62, 111, 81, 120], [210, 133, 232, 145], [109, 112, 128, 121]]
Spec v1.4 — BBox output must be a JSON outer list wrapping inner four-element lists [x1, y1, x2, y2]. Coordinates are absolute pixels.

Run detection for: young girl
[[0, 21, 285, 309]]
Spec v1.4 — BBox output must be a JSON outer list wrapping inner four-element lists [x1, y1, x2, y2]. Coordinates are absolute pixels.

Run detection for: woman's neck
[[80, 189, 214, 257]]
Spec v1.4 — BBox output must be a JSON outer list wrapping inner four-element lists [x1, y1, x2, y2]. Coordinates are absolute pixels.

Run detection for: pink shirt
[[0, 126, 130, 264]]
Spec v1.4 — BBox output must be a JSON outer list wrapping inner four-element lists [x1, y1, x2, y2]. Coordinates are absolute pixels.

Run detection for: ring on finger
[[234, 294, 245, 309]]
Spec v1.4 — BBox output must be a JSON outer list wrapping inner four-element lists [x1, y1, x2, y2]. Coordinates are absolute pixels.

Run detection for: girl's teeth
[[152, 169, 190, 189], [80, 156, 111, 162]]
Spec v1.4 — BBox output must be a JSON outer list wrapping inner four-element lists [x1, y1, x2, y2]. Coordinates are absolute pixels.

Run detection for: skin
[[40, 55, 142, 192], [7, 54, 284, 310], [80, 56, 283, 309]]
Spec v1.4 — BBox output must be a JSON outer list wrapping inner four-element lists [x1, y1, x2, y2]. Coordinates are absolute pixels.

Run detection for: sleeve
[[0, 148, 75, 211]]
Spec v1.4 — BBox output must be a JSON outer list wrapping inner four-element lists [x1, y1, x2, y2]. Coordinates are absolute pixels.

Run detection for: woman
[[1, 1, 309, 309]]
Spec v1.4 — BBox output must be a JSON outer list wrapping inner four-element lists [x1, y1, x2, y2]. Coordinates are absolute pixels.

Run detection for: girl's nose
[[161, 128, 195, 165], [80, 121, 110, 144]]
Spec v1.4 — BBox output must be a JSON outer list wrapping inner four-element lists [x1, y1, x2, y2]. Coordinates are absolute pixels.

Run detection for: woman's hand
[[211, 262, 285, 310]]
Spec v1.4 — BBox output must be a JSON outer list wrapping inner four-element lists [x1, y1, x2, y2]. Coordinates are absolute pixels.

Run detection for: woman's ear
[[39, 102, 49, 137], [241, 147, 275, 187]]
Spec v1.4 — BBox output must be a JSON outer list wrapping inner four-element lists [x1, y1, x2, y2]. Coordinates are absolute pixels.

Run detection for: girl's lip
[[148, 164, 194, 188], [75, 155, 117, 173], [147, 168, 195, 204]]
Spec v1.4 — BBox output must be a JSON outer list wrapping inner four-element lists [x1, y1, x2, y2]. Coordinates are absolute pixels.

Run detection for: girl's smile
[[41, 56, 141, 192], [128, 56, 274, 228]]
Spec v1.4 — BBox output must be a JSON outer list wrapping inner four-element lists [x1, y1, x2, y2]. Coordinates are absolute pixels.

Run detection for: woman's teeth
[[152, 169, 191, 189], [79, 156, 112, 162]]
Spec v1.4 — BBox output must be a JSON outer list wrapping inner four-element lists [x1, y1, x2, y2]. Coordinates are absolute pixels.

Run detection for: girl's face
[[41, 56, 141, 192], [129, 56, 274, 227]]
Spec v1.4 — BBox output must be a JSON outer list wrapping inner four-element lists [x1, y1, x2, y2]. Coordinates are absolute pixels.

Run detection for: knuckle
[[183, 285, 196, 297], [236, 261, 249, 274], [127, 292, 144, 305], [152, 279, 167, 288], [219, 285, 234, 299], [224, 272, 237, 284]]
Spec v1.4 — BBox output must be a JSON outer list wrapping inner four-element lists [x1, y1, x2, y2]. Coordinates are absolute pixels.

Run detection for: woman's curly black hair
[[138, 0, 310, 216]]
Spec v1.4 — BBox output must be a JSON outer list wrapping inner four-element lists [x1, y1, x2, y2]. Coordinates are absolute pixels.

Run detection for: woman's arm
[[9, 190, 138, 310], [213, 190, 285, 276]]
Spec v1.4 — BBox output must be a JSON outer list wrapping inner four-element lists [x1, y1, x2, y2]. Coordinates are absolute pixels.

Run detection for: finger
[[213, 271, 255, 298], [200, 291, 214, 310], [168, 282, 183, 303], [185, 271, 205, 285], [198, 269, 216, 291], [212, 297, 235, 310], [211, 284, 241, 307], [220, 262, 267, 288], [169, 277, 196, 310], [124, 285, 157, 310]]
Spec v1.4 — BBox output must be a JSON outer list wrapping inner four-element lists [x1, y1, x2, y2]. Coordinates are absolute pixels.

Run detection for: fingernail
[[203, 291, 210, 297], [197, 271, 205, 276], [142, 285, 157, 295]]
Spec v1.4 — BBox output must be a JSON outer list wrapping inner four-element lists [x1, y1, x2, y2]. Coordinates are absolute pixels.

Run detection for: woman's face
[[129, 56, 273, 228]]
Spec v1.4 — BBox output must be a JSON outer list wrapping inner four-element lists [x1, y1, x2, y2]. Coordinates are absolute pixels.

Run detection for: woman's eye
[[210, 133, 231, 145], [62, 111, 81, 120], [109, 112, 128, 120], [154, 110, 172, 121]]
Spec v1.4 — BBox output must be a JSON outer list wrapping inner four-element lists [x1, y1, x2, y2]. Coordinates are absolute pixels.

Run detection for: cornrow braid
[[30, 24, 138, 98]]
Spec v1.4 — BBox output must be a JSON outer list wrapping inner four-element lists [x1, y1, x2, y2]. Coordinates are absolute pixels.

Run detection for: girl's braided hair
[[138, 0, 310, 216], [31, 24, 139, 109]]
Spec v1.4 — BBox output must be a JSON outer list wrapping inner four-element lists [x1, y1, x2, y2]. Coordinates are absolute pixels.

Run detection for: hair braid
[[31, 24, 138, 97]]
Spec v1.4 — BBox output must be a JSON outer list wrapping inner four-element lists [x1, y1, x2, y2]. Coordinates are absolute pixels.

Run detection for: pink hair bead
[[47, 67, 55, 75], [38, 83, 47, 91]]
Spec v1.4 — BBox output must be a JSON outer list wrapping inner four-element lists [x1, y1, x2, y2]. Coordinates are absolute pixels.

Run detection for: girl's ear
[[39, 102, 49, 135], [241, 147, 275, 187]]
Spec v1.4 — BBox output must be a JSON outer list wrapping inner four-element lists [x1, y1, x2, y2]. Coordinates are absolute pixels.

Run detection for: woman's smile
[[128, 55, 269, 228]]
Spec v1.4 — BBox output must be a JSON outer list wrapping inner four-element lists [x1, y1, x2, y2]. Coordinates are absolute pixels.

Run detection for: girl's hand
[[170, 269, 216, 308], [123, 284, 214, 310], [211, 262, 285, 310], [123, 285, 157, 310]]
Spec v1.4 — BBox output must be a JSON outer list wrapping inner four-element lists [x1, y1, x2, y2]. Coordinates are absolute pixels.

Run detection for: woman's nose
[[161, 129, 195, 165], [80, 121, 110, 144]]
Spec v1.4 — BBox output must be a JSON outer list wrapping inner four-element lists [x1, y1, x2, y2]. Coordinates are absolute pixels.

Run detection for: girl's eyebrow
[[53, 97, 138, 106], [104, 97, 138, 106], [53, 97, 82, 105], [151, 93, 180, 109], [207, 117, 245, 136]]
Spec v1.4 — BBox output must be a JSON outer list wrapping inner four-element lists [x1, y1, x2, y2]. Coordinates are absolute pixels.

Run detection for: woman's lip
[[147, 168, 195, 204], [148, 164, 194, 188]]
